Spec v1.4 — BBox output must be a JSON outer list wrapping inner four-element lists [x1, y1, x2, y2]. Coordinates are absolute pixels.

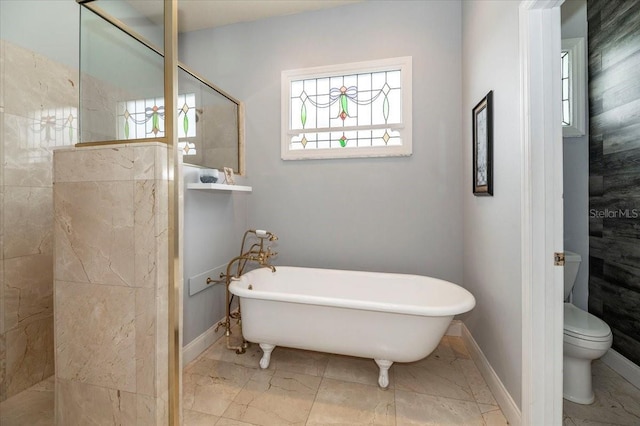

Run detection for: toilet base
[[563, 355, 595, 405], [563, 391, 594, 405]]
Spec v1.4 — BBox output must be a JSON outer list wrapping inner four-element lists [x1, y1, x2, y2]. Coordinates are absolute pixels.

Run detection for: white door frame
[[519, 1, 565, 425]]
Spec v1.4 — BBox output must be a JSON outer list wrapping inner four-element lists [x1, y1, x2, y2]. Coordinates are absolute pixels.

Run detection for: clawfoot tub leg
[[374, 359, 393, 389], [259, 343, 275, 369]]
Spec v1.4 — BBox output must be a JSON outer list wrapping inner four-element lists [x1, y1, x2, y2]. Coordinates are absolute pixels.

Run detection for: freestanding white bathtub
[[229, 266, 475, 388]]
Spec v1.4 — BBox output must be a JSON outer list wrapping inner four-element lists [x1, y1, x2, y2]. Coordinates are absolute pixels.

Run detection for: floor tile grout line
[[304, 375, 325, 426], [185, 334, 507, 424], [453, 345, 499, 411], [392, 384, 399, 426]]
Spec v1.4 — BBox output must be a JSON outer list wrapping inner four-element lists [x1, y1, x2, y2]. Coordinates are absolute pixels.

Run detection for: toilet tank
[[564, 251, 582, 300]]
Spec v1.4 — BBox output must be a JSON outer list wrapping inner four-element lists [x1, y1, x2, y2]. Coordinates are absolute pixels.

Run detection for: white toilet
[[563, 251, 612, 404]]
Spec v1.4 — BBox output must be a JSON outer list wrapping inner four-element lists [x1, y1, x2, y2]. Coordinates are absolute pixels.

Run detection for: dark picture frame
[[472, 91, 493, 196]]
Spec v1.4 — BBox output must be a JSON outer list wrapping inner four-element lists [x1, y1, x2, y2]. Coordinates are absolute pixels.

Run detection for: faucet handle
[[266, 247, 278, 257]]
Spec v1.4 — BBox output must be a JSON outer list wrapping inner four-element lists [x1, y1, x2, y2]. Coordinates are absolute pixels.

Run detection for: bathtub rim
[[229, 266, 476, 317]]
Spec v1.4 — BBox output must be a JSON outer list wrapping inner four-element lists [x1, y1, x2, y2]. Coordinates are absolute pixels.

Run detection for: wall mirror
[[178, 66, 244, 174]]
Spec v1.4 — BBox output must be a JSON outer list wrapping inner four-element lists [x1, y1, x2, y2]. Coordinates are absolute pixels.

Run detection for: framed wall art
[[472, 90, 493, 196]]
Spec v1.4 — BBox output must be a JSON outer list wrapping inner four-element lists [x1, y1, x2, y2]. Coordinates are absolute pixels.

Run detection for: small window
[[561, 38, 586, 137], [281, 57, 412, 160]]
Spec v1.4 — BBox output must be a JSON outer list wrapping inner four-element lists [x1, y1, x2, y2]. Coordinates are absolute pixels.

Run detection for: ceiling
[[126, 0, 363, 33]]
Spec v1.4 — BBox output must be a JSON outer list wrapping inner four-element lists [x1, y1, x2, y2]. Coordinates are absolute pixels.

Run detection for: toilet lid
[[564, 303, 612, 340]]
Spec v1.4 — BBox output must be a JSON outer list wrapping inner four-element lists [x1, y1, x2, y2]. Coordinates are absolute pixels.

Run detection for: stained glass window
[[282, 57, 412, 160], [178, 141, 197, 155], [117, 93, 196, 140]]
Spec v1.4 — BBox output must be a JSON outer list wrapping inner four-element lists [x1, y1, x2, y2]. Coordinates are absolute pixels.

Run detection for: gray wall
[[0, 0, 79, 68], [588, 0, 640, 366], [182, 165, 249, 345], [180, 1, 463, 283], [0, 0, 161, 67], [462, 0, 522, 408], [95, 0, 164, 49], [562, 0, 590, 310]]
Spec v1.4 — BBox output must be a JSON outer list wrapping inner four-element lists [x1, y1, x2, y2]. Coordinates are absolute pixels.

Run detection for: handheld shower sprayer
[[255, 229, 278, 241]]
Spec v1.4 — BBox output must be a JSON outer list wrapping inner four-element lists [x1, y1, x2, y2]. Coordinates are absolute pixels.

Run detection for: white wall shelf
[[187, 182, 252, 192]]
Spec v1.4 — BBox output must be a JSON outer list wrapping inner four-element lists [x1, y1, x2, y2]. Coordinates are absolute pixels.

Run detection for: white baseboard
[[182, 317, 227, 367], [461, 324, 522, 426], [602, 348, 640, 390]]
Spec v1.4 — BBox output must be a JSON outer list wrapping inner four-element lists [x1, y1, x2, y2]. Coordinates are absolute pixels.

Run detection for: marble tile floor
[[0, 335, 507, 425], [563, 360, 640, 426], [6, 337, 640, 425], [182, 332, 509, 426], [0, 375, 54, 426]]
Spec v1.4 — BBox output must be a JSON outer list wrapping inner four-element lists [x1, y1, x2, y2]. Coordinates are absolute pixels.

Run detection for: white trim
[[281, 56, 412, 160], [520, 1, 565, 425], [602, 348, 640, 391], [561, 37, 586, 137], [182, 316, 227, 367], [462, 324, 522, 426]]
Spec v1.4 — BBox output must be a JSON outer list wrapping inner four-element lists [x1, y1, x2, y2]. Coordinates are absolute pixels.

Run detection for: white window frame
[[562, 37, 586, 137], [281, 57, 412, 160]]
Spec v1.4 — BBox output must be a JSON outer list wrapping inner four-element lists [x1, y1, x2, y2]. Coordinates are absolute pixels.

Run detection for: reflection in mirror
[[78, 2, 244, 175], [178, 67, 243, 174]]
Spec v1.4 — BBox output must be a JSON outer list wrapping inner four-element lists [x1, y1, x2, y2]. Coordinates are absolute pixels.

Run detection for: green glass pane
[[183, 114, 189, 137], [301, 102, 307, 128], [340, 94, 349, 116], [124, 120, 130, 139], [152, 112, 159, 134]]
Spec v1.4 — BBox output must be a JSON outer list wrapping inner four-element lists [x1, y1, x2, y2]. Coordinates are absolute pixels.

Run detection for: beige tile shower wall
[[53, 143, 169, 425], [0, 40, 77, 402]]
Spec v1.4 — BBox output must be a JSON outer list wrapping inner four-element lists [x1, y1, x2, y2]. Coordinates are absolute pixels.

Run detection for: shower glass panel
[[93, 0, 164, 50], [79, 4, 164, 143], [178, 67, 242, 173]]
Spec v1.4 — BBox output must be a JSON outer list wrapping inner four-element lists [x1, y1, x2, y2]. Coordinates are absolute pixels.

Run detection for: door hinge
[[554, 252, 565, 266]]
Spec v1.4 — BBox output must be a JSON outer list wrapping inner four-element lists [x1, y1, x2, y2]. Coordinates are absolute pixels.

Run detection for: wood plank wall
[[588, 0, 640, 365]]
